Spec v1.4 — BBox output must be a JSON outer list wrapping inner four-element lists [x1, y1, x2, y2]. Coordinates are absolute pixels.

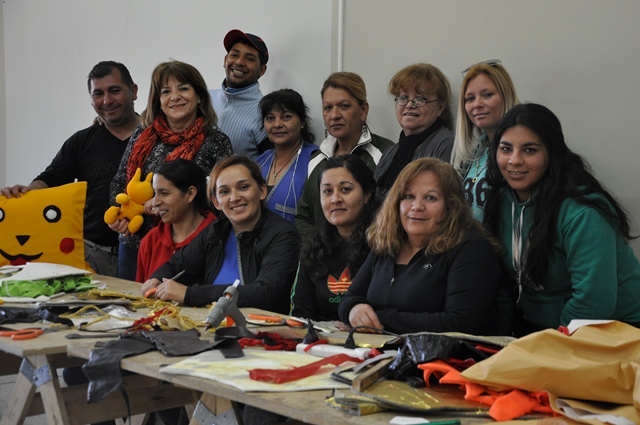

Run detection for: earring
[[324, 128, 328, 139]]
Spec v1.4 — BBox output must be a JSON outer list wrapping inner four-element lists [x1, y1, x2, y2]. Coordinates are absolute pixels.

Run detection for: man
[[210, 29, 269, 159], [1, 61, 141, 277]]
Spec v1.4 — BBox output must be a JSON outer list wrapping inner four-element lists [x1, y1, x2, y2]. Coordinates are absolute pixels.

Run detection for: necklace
[[272, 144, 300, 179], [471, 146, 489, 183]]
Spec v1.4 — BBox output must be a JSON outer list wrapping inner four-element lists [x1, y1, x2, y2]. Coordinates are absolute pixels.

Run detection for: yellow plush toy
[[104, 168, 154, 234]]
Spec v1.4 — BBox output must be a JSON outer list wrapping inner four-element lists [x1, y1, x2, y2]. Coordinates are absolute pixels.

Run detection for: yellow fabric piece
[[60, 297, 203, 331], [0, 182, 87, 269]]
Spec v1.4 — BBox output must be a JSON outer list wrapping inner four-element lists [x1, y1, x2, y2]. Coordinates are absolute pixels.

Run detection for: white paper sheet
[[160, 349, 353, 392]]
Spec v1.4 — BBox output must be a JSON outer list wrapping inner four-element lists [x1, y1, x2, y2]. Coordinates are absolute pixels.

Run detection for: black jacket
[[338, 230, 501, 335], [151, 208, 300, 313]]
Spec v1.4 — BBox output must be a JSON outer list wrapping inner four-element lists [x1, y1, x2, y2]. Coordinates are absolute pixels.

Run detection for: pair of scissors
[[0, 327, 57, 340]]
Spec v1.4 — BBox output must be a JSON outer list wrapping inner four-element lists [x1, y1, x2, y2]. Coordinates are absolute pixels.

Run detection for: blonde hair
[[368, 158, 488, 257], [452, 63, 519, 173], [388, 63, 453, 130]]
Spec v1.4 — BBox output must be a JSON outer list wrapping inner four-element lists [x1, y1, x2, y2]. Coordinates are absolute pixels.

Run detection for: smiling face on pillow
[[0, 182, 87, 269]]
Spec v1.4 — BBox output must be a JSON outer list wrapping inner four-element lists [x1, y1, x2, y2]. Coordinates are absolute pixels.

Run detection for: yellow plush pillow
[[0, 182, 87, 269]]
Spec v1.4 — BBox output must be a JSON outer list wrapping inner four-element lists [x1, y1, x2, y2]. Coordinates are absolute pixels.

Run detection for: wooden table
[[0, 275, 198, 425], [62, 276, 495, 425]]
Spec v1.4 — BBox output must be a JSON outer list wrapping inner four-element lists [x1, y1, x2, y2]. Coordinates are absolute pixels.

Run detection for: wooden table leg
[[0, 357, 38, 425], [30, 354, 70, 425]]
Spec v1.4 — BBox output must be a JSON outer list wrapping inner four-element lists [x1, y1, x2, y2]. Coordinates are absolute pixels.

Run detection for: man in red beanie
[[210, 29, 270, 159]]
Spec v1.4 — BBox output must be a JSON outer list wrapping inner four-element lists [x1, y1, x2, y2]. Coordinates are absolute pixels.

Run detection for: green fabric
[[0, 275, 95, 298], [498, 189, 640, 330]]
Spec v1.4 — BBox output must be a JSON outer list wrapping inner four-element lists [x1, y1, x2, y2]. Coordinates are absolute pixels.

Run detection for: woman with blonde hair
[[295, 72, 393, 239], [452, 60, 519, 221], [374, 63, 454, 202], [338, 157, 502, 335], [110, 60, 232, 280]]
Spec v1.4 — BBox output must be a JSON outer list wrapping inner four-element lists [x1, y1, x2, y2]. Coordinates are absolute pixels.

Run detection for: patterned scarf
[[126, 115, 206, 181]]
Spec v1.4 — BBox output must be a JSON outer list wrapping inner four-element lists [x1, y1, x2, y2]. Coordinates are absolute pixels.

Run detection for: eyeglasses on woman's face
[[394, 96, 438, 107]]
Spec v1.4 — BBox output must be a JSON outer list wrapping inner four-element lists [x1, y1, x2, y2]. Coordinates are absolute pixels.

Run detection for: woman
[[256, 89, 317, 224], [295, 72, 394, 239], [135, 159, 215, 282], [338, 158, 502, 335], [291, 155, 376, 321], [374, 63, 454, 203], [110, 60, 232, 281], [141, 155, 300, 314], [484, 103, 640, 336], [452, 60, 519, 221]]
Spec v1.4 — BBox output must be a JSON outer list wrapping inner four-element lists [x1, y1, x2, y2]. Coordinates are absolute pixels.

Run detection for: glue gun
[[204, 280, 246, 331]]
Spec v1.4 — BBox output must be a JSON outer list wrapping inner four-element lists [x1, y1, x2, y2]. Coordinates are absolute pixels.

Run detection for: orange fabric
[[126, 116, 206, 181], [417, 360, 456, 386], [417, 360, 554, 421], [490, 389, 540, 422]]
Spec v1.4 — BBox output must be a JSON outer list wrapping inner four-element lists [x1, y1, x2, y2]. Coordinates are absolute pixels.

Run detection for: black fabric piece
[[82, 334, 156, 404], [0, 307, 41, 324], [38, 306, 74, 325], [217, 338, 244, 359], [214, 326, 255, 340], [387, 333, 494, 381], [376, 117, 443, 191], [142, 328, 218, 356]]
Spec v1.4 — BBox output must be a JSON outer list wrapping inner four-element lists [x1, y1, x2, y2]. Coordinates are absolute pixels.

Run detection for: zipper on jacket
[[384, 277, 395, 306], [236, 233, 245, 286]]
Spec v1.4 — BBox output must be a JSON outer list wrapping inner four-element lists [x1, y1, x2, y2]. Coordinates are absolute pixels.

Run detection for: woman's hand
[[144, 198, 158, 216], [141, 278, 161, 296], [333, 320, 351, 332], [348, 303, 384, 332], [108, 218, 131, 236], [154, 278, 187, 304]]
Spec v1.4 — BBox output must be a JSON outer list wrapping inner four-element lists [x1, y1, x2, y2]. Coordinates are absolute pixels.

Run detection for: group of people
[[4, 31, 640, 344], [3, 27, 640, 425]]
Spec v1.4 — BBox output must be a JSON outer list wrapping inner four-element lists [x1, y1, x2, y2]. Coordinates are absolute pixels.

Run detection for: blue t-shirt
[[212, 231, 240, 285]]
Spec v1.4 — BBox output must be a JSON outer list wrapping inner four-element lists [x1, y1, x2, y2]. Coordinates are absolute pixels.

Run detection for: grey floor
[[0, 370, 238, 425]]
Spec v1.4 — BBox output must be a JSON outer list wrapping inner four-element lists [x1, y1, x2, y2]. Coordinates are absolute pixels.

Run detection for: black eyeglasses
[[461, 59, 502, 76], [394, 96, 438, 107]]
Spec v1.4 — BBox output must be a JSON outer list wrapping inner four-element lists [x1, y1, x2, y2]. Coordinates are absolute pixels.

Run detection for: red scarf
[[126, 115, 206, 181]]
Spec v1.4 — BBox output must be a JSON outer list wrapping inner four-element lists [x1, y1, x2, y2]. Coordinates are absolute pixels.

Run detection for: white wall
[[2, 0, 332, 185], [0, 4, 5, 187], [340, 0, 640, 254]]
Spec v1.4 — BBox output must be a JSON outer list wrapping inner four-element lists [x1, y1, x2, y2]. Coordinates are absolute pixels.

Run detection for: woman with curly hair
[[290, 155, 376, 322], [339, 157, 502, 335]]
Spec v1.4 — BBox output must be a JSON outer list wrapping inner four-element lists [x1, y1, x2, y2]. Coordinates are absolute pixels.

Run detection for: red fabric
[[249, 353, 362, 384], [303, 340, 329, 352], [136, 211, 215, 282], [417, 361, 554, 421], [238, 332, 299, 351], [126, 116, 206, 181]]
